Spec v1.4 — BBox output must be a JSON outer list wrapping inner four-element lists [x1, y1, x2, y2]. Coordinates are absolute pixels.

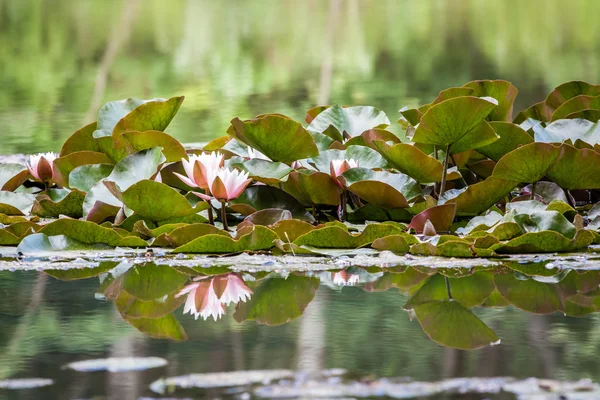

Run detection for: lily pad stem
[[565, 189, 576, 208], [439, 145, 451, 197], [340, 190, 348, 221], [530, 181, 537, 201], [220, 200, 229, 231], [207, 206, 214, 225], [445, 276, 453, 300]]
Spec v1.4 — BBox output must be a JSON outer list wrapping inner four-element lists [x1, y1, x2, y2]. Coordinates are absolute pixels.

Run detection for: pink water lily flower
[[27, 152, 58, 182], [332, 270, 360, 286], [330, 159, 359, 179], [174, 152, 224, 190], [208, 167, 252, 201], [176, 273, 252, 321]]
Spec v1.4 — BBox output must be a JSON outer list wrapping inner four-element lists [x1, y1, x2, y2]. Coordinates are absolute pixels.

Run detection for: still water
[[2, 261, 600, 399], [3, 0, 600, 154]]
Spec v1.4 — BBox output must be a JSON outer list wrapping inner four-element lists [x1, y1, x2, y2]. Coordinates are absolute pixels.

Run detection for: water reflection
[[43, 261, 600, 352]]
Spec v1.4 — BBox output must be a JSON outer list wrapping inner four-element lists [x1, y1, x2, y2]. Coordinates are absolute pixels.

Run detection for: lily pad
[[124, 314, 187, 341], [52, 151, 113, 187], [0, 191, 36, 215], [372, 140, 447, 183], [17, 233, 106, 253], [122, 130, 187, 162], [492, 142, 561, 183], [408, 204, 456, 233], [494, 273, 563, 314], [344, 128, 401, 148], [173, 225, 278, 253], [69, 163, 114, 193], [307, 104, 390, 139], [533, 118, 600, 145], [165, 223, 230, 247], [120, 263, 189, 300], [0, 163, 29, 191], [228, 114, 318, 163], [545, 80, 600, 110], [371, 234, 410, 253], [60, 121, 99, 156], [413, 96, 499, 153], [293, 223, 403, 248], [282, 170, 340, 207], [229, 158, 293, 184], [463, 80, 518, 121], [551, 94, 600, 121], [546, 143, 600, 189], [412, 300, 499, 350], [31, 188, 85, 218], [406, 273, 495, 308], [106, 180, 206, 221], [340, 168, 421, 209], [311, 145, 387, 172], [477, 122, 533, 161], [444, 177, 516, 216], [38, 219, 147, 247], [229, 185, 313, 221], [491, 229, 594, 253], [83, 147, 166, 220]]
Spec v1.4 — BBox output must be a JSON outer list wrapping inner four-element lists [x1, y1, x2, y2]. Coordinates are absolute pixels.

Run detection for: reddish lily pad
[[60, 122, 100, 156], [52, 151, 113, 187], [0, 163, 29, 191], [545, 80, 600, 110], [408, 203, 456, 233], [344, 128, 401, 148], [282, 170, 340, 207], [546, 143, 600, 189]]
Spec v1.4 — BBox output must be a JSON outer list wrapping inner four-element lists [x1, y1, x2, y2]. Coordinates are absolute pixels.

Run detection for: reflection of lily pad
[[64, 357, 168, 372], [412, 300, 499, 350]]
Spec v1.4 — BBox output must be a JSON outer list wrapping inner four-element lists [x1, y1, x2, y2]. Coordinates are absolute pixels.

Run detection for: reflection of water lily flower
[[330, 159, 359, 179], [247, 146, 271, 161], [27, 152, 57, 182], [174, 152, 224, 190], [176, 273, 252, 321], [332, 270, 360, 286]]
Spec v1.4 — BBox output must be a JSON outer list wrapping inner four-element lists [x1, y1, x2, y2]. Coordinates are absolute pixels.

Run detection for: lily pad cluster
[[4, 81, 600, 256]]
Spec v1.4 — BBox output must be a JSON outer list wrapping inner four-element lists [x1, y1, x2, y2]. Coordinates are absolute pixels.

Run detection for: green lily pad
[[17, 233, 107, 253], [371, 234, 411, 253], [83, 147, 165, 220], [165, 223, 230, 247], [409, 236, 476, 257], [413, 96, 499, 153], [307, 104, 390, 139], [31, 188, 85, 218], [432, 87, 475, 104], [444, 177, 516, 216], [477, 122, 533, 161], [463, 80, 518, 121], [513, 101, 552, 124], [494, 273, 563, 314], [311, 145, 387, 173], [340, 168, 421, 209], [234, 275, 320, 325], [52, 151, 113, 187], [229, 158, 293, 184], [412, 300, 499, 350], [69, 164, 114, 193], [293, 223, 403, 248], [106, 180, 206, 221], [173, 225, 278, 253], [39, 219, 147, 247], [270, 219, 316, 242], [372, 140, 447, 183], [282, 170, 340, 207], [0, 191, 36, 215], [551, 94, 600, 121], [60, 122, 100, 156], [0, 163, 29, 191], [491, 229, 594, 253], [408, 204, 456, 233], [122, 131, 187, 162], [228, 114, 318, 163], [124, 314, 187, 341], [492, 142, 561, 183], [546, 143, 600, 189], [105, 96, 184, 136]]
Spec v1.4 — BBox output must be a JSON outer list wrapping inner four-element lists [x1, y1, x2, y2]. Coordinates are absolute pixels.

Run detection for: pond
[[3, 0, 600, 154], [1, 255, 600, 399]]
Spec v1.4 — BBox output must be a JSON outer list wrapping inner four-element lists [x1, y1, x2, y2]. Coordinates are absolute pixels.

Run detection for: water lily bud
[[27, 152, 57, 183]]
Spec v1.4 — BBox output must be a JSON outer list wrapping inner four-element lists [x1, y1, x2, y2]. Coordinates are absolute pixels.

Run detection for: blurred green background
[[2, 0, 600, 154]]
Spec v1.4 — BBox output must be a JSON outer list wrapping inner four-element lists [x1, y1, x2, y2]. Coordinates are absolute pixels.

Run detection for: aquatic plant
[[4, 80, 600, 257]]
